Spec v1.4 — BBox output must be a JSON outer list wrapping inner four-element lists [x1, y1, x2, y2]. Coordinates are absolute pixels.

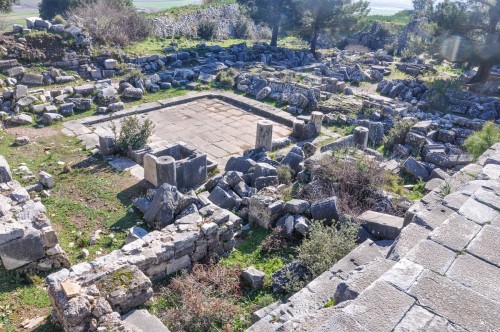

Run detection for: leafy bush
[[276, 165, 292, 185], [464, 122, 500, 160], [383, 118, 416, 151], [216, 68, 238, 89], [111, 116, 155, 154], [425, 79, 464, 112], [298, 220, 357, 278], [67, 0, 149, 46], [233, 17, 253, 39], [197, 19, 217, 40], [156, 263, 243, 332]]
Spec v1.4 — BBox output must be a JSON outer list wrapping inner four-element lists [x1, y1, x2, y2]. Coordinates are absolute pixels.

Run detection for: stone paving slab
[[405, 239, 456, 274], [409, 269, 500, 332], [64, 93, 294, 167], [446, 253, 500, 303], [466, 225, 500, 266], [429, 213, 481, 251], [343, 280, 415, 332]]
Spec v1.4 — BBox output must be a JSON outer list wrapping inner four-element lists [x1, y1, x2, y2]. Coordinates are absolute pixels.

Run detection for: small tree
[[0, 0, 18, 13], [237, 0, 294, 47], [431, 0, 500, 83], [412, 0, 434, 17], [293, 0, 369, 55], [111, 116, 155, 154]]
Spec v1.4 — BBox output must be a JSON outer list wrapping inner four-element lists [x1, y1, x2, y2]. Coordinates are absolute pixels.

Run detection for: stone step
[[333, 257, 396, 304], [357, 210, 405, 240], [247, 239, 392, 331], [121, 309, 170, 332]]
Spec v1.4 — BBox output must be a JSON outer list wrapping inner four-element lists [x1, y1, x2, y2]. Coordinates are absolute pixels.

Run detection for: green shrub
[[464, 122, 500, 160], [53, 14, 66, 25], [276, 165, 292, 185], [197, 19, 217, 40], [426, 79, 464, 112], [111, 116, 155, 154], [216, 68, 238, 89], [233, 17, 253, 39], [298, 220, 357, 278], [383, 118, 416, 151]]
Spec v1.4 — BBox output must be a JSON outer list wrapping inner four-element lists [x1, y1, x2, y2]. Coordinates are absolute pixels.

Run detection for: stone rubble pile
[[0, 79, 126, 126], [0, 155, 70, 272], [48, 181, 241, 331]]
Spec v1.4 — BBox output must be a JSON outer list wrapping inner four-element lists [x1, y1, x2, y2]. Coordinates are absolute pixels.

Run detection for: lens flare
[[440, 35, 471, 62]]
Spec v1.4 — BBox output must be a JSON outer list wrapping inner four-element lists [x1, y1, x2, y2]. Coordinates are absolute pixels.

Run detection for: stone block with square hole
[[143, 142, 208, 190]]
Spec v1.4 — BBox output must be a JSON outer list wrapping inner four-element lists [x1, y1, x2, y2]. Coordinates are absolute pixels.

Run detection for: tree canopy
[[0, 0, 18, 13], [237, 0, 293, 47], [293, 0, 369, 54], [431, 0, 500, 83]]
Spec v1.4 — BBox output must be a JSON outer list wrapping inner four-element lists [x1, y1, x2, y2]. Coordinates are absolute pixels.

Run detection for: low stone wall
[[0, 155, 70, 273], [46, 184, 241, 331]]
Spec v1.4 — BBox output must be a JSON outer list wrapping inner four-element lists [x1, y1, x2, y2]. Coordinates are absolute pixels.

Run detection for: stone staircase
[[247, 142, 500, 331]]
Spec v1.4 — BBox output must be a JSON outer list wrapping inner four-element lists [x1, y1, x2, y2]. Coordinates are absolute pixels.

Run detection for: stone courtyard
[[92, 97, 291, 166]]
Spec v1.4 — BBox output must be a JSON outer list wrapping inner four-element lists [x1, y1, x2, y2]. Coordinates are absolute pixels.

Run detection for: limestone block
[[0, 155, 13, 183], [0, 230, 45, 270], [357, 210, 404, 240]]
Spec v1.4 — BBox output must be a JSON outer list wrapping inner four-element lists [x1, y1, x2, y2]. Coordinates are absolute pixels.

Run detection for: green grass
[[0, 268, 62, 332], [385, 173, 426, 201], [124, 35, 308, 57], [464, 122, 500, 160], [221, 227, 292, 285], [219, 226, 295, 330]]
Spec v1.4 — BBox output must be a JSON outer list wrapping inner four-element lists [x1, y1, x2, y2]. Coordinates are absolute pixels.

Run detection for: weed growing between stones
[[464, 122, 500, 160], [297, 220, 357, 279], [383, 117, 417, 152]]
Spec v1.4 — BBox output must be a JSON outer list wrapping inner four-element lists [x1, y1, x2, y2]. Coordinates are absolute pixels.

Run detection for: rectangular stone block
[[409, 270, 500, 332], [0, 155, 13, 183], [406, 239, 456, 274], [0, 231, 45, 270], [430, 213, 481, 251], [447, 253, 500, 303], [466, 225, 500, 266], [166, 255, 191, 274], [358, 211, 404, 240], [343, 280, 415, 332], [0, 223, 24, 245]]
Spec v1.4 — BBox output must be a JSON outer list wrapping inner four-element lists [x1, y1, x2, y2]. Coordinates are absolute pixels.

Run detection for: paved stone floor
[[92, 98, 291, 166]]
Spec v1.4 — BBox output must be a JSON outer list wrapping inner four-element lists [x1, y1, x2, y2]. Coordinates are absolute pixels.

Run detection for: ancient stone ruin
[[0, 155, 70, 273], [1, 5, 499, 331]]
